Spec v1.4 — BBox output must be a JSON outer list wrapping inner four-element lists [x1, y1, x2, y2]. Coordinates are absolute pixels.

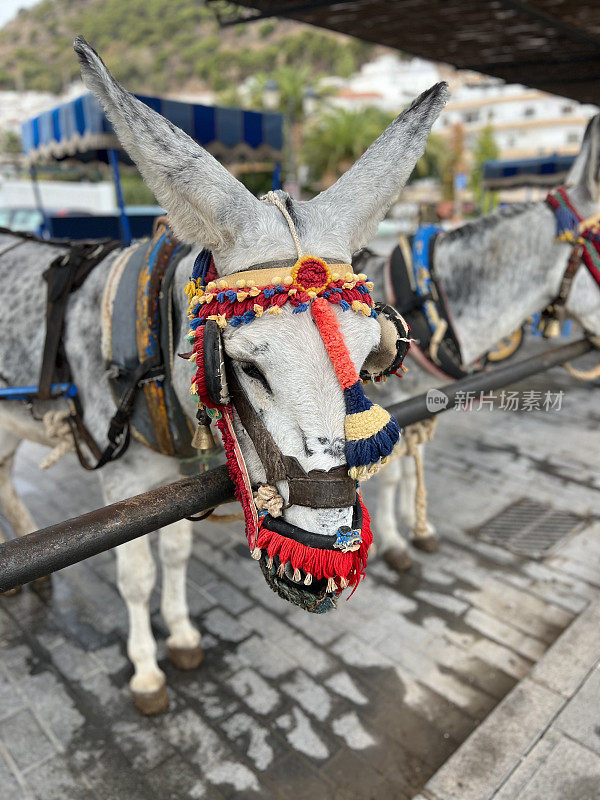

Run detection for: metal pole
[[0, 338, 594, 592], [29, 165, 47, 236], [388, 338, 593, 428], [0, 465, 234, 593], [108, 148, 132, 245]]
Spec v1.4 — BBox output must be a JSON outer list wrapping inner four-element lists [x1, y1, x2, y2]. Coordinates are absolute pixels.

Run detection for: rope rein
[[261, 191, 304, 258]]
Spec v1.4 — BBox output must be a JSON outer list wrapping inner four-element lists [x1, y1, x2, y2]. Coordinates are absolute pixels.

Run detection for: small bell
[[543, 319, 562, 338], [192, 406, 218, 452]]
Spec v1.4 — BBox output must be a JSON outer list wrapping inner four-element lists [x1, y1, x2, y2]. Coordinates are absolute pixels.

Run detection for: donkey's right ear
[[566, 114, 600, 202], [73, 36, 266, 250]]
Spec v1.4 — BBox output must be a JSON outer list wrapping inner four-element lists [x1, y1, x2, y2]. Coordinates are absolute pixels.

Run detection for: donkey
[[0, 37, 446, 713], [364, 115, 600, 570]]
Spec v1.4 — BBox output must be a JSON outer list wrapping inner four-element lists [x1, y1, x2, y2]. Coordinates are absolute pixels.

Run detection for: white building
[[437, 77, 598, 159], [327, 53, 597, 161]]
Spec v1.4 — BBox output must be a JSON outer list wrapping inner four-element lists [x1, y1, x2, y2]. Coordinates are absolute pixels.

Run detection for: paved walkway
[[0, 350, 598, 799]]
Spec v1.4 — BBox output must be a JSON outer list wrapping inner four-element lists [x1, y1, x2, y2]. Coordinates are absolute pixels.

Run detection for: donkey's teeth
[[303, 573, 313, 586], [251, 547, 262, 561], [277, 562, 286, 578], [339, 576, 348, 589], [326, 577, 337, 593], [292, 568, 301, 582], [266, 556, 274, 569]]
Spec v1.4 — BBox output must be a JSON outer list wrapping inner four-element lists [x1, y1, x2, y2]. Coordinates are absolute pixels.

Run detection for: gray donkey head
[[74, 36, 447, 606]]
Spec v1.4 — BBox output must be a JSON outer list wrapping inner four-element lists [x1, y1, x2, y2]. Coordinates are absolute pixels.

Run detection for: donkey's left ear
[[361, 303, 411, 381], [73, 36, 267, 250], [566, 114, 600, 202], [309, 82, 448, 254]]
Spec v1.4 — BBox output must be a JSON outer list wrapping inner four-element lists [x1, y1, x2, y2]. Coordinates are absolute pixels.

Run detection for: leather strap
[[39, 240, 120, 400], [228, 367, 356, 508]]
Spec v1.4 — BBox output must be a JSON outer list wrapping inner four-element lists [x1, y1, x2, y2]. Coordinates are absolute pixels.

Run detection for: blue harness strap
[[411, 223, 443, 333]]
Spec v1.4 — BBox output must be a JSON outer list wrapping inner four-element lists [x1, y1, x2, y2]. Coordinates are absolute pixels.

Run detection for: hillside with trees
[[0, 0, 375, 95]]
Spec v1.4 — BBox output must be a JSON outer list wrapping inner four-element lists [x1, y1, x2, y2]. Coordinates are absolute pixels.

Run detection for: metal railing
[[0, 337, 593, 593]]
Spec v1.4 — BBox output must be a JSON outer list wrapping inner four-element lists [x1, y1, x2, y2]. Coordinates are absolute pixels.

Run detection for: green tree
[[303, 106, 394, 187], [0, 129, 22, 156], [441, 122, 466, 200], [469, 125, 499, 211]]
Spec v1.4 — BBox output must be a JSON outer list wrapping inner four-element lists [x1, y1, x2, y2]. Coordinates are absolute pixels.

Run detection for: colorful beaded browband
[[185, 253, 377, 330]]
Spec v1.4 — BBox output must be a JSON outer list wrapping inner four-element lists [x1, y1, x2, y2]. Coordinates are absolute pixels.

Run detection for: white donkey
[[362, 115, 600, 570], [0, 38, 446, 713]]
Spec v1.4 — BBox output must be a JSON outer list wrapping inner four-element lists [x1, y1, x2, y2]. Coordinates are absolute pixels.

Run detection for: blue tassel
[[555, 205, 578, 237], [191, 248, 213, 286], [343, 381, 401, 478]]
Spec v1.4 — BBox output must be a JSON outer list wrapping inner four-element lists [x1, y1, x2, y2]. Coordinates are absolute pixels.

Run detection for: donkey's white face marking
[[224, 306, 379, 534]]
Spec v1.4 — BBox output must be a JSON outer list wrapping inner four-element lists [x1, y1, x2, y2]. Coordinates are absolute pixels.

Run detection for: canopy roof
[[482, 153, 575, 189], [228, 0, 600, 105], [21, 92, 283, 166]]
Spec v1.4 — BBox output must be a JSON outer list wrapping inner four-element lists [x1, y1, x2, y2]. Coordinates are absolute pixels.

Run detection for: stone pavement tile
[[522, 561, 598, 604], [324, 672, 368, 706], [362, 687, 457, 772], [184, 582, 217, 617], [555, 666, 600, 752], [219, 711, 281, 771], [50, 639, 103, 682], [146, 753, 220, 800], [0, 745, 23, 800], [513, 736, 600, 800], [202, 608, 249, 643], [264, 752, 334, 800], [275, 706, 331, 760], [456, 578, 572, 644], [500, 571, 589, 615], [17, 670, 85, 748], [275, 631, 332, 676], [281, 670, 333, 722], [361, 733, 429, 798], [464, 608, 547, 661], [413, 589, 469, 617], [112, 718, 175, 771], [175, 676, 240, 721], [23, 754, 90, 800], [469, 638, 533, 681], [200, 579, 252, 616], [72, 741, 154, 800], [544, 555, 600, 588], [226, 668, 281, 716], [89, 642, 128, 675], [321, 748, 396, 800], [0, 669, 25, 721], [530, 600, 600, 697], [424, 678, 565, 800], [225, 634, 296, 679], [492, 729, 562, 800], [0, 708, 55, 772]]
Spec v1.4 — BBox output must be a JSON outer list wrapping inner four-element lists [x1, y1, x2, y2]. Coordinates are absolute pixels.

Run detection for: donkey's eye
[[240, 362, 272, 394]]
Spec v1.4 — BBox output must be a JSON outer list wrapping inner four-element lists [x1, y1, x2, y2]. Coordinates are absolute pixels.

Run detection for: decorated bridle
[[184, 192, 410, 612], [542, 187, 600, 335]]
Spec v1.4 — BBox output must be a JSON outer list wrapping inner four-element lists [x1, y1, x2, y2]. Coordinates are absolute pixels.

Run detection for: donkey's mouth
[[258, 552, 338, 614]]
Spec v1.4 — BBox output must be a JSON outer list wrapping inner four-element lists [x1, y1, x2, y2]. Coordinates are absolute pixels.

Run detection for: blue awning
[[483, 154, 576, 190], [21, 92, 283, 166]]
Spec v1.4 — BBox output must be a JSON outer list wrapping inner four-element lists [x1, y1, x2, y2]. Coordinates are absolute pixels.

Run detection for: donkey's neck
[[435, 202, 570, 365]]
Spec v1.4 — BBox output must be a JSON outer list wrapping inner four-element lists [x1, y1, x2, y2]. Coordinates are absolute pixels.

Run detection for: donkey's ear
[[566, 114, 600, 202], [309, 83, 448, 253], [74, 36, 265, 250]]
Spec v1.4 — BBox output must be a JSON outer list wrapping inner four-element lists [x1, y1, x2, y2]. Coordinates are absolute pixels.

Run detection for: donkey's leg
[[0, 432, 37, 596], [98, 449, 173, 715], [400, 443, 438, 553], [115, 535, 168, 714], [0, 431, 36, 542], [375, 459, 412, 571], [159, 518, 202, 670]]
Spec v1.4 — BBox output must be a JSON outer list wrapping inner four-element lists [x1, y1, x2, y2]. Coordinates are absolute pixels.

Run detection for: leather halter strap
[[227, 367, 356, 509]]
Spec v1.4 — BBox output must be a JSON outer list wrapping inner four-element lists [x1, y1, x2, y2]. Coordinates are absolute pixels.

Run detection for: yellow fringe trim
[[345, 404, 391, 442]]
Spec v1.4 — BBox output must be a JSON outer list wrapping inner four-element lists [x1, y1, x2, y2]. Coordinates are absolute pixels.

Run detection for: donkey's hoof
[[383, 547, 412, 572], [1, 585, 23, 597], [168, 644, 204, 671], [412, 535, 439, 553], [132, 684, 169, 716]]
